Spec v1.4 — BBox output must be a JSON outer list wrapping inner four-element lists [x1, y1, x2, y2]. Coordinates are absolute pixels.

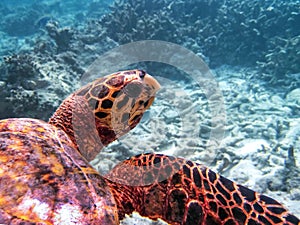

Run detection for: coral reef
[[0, 15, 116, 120], [3, 54, 38, 81], [0, 0, 299, 220], [1, 0, 298, 88], [257, 35, 300, 83], [1, 0, 299, 119], [102, 0, 300, 79], [46, 21, 74, 52]]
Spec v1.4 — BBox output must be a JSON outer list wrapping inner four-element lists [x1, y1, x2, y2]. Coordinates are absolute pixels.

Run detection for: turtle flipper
[[106, 153, 300, 225]]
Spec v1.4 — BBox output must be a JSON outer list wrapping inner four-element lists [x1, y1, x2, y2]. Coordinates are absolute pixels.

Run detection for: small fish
[[35, 15, 53, 29]]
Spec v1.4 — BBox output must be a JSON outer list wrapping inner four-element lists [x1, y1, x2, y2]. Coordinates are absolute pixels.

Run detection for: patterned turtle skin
[[0, 70, 299, 225], [0, 70, 159, 225], [107, 154, 300, 225]]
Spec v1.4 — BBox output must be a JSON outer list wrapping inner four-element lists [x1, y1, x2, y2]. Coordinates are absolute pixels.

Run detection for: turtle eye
[[139, 70, 146, 79]]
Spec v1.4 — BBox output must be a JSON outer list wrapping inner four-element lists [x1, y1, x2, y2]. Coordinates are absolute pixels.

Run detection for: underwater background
[[0, 0, 299, 223]]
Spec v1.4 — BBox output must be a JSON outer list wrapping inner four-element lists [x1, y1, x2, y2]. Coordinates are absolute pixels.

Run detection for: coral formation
[[103, 0, 300, 79], [4, 54, 38, 81], [0, 13, 116, 119], [257, 35, 300, 83], [46, 21, 74, 52]]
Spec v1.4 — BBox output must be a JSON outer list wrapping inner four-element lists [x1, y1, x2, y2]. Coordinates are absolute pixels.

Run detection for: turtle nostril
[[139, 70, 146, 79]]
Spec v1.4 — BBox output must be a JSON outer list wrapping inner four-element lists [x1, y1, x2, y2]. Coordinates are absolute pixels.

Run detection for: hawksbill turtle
[[0, 70, 299, 225]]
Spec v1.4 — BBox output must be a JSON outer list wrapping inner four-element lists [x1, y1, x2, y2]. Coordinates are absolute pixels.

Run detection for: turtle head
[[49, 70, 160, 161], [92, 70, 160, 132]]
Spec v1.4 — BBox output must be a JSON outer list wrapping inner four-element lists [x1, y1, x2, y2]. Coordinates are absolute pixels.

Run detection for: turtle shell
[[0, 118, 118, 224]]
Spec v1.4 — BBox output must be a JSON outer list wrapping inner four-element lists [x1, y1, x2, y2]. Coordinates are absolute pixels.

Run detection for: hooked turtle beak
[[143, 74, 161, 94]]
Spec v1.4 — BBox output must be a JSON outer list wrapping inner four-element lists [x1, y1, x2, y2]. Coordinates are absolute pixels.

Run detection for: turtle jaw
[[128, 95, 156, 130], [110, 72, 160, 138], [143, 73, 161, 95]]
